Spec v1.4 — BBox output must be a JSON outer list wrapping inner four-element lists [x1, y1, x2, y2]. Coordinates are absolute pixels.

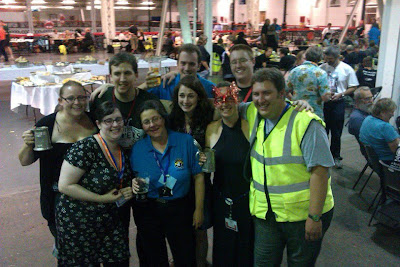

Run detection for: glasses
[[230, 58, 251, 66], [102, 117, 124, 126], [61, 95, 89, 103], [142, 116, 162, 126]]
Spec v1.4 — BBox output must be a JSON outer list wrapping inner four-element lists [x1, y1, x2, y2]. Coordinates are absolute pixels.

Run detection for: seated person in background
[[360, 98, 400, 164], [344, 45, 358, 69], [322, 33, 331, 47], [254, 46, 273, 70], [234, 32, 250, 46], [348, 87, 373, 140], [82, 28, 94, 52], [356, 56, 377, 89], [279, 47, 296, 71]]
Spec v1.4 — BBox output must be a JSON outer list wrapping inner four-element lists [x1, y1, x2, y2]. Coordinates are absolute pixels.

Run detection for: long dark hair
[[169, 75, 214, 132]]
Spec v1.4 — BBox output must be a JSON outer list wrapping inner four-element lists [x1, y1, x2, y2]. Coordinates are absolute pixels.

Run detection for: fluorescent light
[[134, 6, 156, 10], [31, 0, 46, 4], [116, 0, 129, 5], [140, 1, 155, 5], [1, 0, 16, 3], [61, 0, 75, 4]]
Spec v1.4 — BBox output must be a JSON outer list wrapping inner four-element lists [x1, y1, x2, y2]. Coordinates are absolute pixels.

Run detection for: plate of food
[[15, 57, 30, 68]]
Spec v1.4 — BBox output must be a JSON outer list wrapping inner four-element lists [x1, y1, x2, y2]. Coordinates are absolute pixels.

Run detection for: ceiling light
[[140, 1, 155, 5], [31, 0, 46, 4], [86, 5, 101, 10], [116, 0, 129, 5], [1, 0, 16, 4], [61, 0, 75, 4]]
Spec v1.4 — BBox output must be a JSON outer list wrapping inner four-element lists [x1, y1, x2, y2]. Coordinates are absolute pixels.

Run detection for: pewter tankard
[[33, 126, 53, 151]]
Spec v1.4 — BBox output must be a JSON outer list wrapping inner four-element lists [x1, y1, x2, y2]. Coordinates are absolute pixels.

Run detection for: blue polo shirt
[[148, 73, 215, 100], [130, 130, 202, 199]]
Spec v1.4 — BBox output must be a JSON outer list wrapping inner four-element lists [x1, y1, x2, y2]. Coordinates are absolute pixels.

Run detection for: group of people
[[19, 39, 338, 266], [48, 27, 95, 53]]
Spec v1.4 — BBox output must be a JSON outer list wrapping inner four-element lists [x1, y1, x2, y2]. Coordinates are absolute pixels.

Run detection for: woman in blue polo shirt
[[130, 99, 205, 267]]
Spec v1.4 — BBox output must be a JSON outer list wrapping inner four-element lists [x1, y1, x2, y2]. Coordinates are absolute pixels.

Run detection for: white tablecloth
[[11, 81, 103, 116], [11, 82, 61, 116], [1, 59, 177, 81]]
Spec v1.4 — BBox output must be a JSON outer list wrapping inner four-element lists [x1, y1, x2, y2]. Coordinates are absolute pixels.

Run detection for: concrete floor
[[1, 51, 400, 266]]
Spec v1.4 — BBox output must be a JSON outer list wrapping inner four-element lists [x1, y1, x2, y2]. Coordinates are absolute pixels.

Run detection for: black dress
[[212, 119, 253, 267]]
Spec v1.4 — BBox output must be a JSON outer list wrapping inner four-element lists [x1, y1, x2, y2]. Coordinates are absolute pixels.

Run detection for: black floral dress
[[56, 136, 132, 266]]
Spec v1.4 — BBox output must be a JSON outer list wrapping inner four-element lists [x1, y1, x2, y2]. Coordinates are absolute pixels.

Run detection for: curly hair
[[169, 75, 214, 132]]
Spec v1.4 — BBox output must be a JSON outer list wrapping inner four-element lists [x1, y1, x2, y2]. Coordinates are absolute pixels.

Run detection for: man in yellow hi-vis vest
[[244, 68, 334, 266]]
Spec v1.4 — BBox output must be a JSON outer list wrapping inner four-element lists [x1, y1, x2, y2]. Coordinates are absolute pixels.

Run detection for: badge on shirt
[[158, 175, 177, 197], [225, 218, 239, 232]]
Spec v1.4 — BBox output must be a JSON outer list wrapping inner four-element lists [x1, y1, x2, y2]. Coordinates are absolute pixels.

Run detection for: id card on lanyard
[[97, 134, 127, 207], [153, 151, 177, 197]]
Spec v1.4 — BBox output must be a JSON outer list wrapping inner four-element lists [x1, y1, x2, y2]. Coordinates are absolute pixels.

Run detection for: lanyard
[[97, 133, 125, 188], [242, 87, 252, 103], [153, 151, 170, 184], [112, 89, 136, 124]]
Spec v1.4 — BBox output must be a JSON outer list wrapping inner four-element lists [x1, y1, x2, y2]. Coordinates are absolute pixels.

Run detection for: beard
[[358, 103, 372, 114]]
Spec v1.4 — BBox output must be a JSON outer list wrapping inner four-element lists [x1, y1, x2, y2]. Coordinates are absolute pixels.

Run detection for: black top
[[356, 68, 377, 89], [213, 119, 249, 198], [344, 51, 359, 68], [128, 25, 138, 35], [34, 112, 96, 222], [221, 51, 234, 79], [255, 54, 271, 70], [198, 45, 211, 72], [238, 84, 253, 102], [213, 43, 225, 58]]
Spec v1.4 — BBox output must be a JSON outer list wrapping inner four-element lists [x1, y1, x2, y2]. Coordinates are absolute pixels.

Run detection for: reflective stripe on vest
[[250, 109, 305, 167], [253, 179, 309, 193]]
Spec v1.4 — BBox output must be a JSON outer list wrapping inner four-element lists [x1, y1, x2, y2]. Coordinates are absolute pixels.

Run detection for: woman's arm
[[193, 172, 205, 229], [58, 160, 122, 203], [18, 130, 36, 166]]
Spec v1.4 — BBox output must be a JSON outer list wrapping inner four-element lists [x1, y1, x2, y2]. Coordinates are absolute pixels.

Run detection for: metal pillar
[[193, 0, 197, 41], [338, 0, 361, 44], [177, 0, 192, 44], [204, 0, 212, 76], [148, 6, 151, 32], [156, 0, 169, 56], [26, 0, 34, 34], [283, 0, 287, 23], [91, 0, 96, 33], [361, 0, 366, 21], [377, 0, 384, 19], [169, 0, 172, 30]]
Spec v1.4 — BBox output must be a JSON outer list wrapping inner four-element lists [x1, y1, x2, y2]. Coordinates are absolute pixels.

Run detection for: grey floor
[[1, 51, 400, 266]]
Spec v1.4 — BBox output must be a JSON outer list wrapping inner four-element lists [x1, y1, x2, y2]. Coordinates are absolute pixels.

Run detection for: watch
[[308, 214, 321, 222], [341, 92, 345, 97]]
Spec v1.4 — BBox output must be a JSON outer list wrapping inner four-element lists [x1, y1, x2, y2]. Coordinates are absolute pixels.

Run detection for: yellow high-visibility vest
[[246, 103, 334, 222], [212, 52, 222, 73]]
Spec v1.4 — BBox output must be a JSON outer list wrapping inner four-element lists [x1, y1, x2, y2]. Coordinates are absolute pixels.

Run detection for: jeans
[[254, 209, 334, 267], [323, 99, 345, 158]]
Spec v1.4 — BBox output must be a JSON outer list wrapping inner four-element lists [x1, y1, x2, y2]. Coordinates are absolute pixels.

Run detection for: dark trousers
[[0, 40, 8, 61], [133, 199, 195, 267], [323, 99, 345, 158], [254, 209, 334, 267]]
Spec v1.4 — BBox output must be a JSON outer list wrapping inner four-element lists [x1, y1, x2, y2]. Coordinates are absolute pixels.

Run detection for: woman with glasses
[[131, 99, 205, 266], [169, 75, 214, 267], [205, 81, 253, 266], [18, 80, 97, 258], [56, 101, 133, 266]]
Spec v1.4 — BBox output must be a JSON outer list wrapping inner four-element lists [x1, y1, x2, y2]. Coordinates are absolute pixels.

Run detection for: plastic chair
[[368, 161, 400, 227], [363, 144, 385, 210]]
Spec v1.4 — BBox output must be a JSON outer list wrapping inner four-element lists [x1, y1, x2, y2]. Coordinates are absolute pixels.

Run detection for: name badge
[[225, 217, 239, 232]]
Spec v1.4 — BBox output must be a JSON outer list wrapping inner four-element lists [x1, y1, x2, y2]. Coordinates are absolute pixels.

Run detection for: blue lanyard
[[153, 151, 170, 183]]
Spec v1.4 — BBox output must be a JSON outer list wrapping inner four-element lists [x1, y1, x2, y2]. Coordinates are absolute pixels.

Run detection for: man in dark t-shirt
[[91, 52, 160, 150], [356, 56, 377, 89]]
